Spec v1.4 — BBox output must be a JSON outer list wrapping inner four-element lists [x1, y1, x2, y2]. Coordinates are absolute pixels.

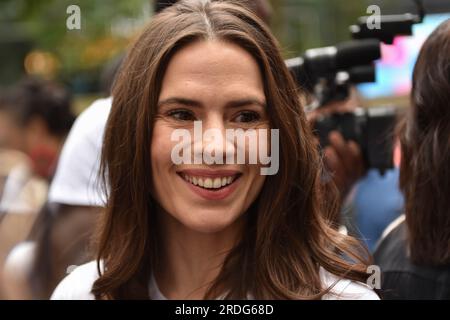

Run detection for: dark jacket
[[374, 217, 450, 299]]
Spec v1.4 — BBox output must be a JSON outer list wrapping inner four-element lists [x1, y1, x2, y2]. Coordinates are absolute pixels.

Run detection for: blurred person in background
[[307, 86, 403, 244], [2, 98, 110, 299], [0, 78, 75, 273], [0, 78, 74, 180], [307, 88, 366, 200], [374, 19, 450, 299], [352, 147, 404, 251], [306, 88, 367, 230]]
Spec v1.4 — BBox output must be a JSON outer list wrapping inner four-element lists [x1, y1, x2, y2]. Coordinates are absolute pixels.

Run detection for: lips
[[177, 169, 242, 200]]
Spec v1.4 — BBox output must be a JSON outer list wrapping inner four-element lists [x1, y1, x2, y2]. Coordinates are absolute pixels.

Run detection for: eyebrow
[[157, 97, 267, 109]]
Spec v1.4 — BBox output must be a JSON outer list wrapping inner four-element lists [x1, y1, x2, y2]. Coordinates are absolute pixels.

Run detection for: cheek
[[150, 122, 191, 225], [151, 122, 176, 169], [150, 122, 180, 203]]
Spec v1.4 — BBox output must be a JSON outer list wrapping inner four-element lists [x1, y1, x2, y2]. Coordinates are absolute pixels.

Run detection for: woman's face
[[151, 40, 269, 233]]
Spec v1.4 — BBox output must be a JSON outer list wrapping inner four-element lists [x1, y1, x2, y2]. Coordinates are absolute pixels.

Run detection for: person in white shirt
[[2, 98, 111, 299], [52, 0, 379, 300]]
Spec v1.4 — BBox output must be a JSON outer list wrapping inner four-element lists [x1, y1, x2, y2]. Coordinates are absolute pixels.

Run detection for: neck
[[155, 209, 244, 299]]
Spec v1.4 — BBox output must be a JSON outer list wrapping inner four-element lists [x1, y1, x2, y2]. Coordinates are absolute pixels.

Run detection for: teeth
[[181, 173, 238, 190], [213, 178, 221, 188], [204, 178, 212, 188]]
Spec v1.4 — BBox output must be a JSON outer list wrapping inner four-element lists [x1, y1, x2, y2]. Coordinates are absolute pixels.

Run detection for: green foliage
[[0, 0, 367, 87], [0, 0, 149, 81]]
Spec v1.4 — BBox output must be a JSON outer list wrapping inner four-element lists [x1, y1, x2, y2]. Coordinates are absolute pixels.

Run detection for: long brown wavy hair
[[398, 19, 450, 266], [93, 0, 371, 299]]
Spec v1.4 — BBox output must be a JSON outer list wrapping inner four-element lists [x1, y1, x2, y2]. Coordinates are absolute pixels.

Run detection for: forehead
[[159, 40, 265, 101]]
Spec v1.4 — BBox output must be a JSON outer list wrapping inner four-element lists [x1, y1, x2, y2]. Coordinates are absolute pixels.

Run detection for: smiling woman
[[51, 0, 378, 300]]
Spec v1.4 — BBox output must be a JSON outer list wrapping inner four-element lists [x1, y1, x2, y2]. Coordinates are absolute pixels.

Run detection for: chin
[[182, 210, 241, 234]]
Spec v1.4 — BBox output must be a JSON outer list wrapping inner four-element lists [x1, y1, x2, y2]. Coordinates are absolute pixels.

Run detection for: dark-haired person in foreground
[[51, 0, 377, 300], [374, 19, 450, 300]]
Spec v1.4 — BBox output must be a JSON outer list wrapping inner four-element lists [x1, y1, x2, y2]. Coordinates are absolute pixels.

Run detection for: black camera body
[[314, 107, 397, 173], [287, 2, 424, 173]]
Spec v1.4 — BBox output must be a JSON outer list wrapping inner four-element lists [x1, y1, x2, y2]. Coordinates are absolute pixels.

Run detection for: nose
[[192, 115, 235, 165]]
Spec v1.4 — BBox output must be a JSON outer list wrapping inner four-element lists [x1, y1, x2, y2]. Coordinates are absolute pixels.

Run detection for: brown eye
[[234, 111, 261, 123], [167, 109, 197, 121]]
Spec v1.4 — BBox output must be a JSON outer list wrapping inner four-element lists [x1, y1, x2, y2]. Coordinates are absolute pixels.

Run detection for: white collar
[[148, 274, 254, 300], [148, 273, 167, 300]]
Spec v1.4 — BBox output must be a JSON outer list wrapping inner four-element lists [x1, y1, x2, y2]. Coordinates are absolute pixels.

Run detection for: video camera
[[287, 0, 425, 173]]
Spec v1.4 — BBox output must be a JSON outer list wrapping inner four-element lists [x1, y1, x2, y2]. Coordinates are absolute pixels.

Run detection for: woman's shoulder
[[319, 268, 380, 300], [50, 260, 100, 300]]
